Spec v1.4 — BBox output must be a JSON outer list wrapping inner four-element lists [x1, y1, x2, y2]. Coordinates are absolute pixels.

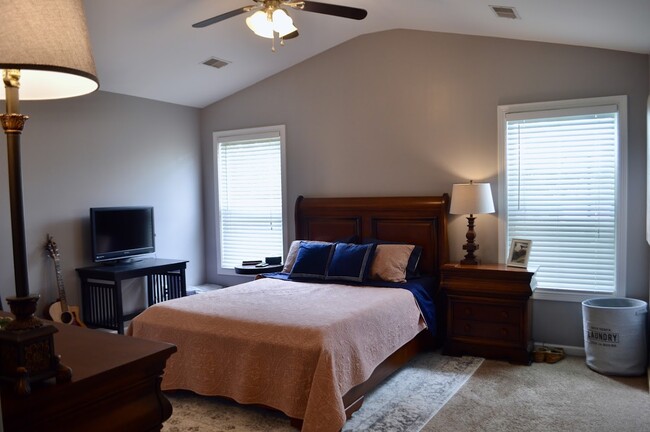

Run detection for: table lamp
[[0, 0, 99, 394], [449, 180, 495, 265]]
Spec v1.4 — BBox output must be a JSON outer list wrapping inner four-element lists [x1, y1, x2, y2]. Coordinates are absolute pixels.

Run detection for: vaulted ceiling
[[84, 0, 650, 108]]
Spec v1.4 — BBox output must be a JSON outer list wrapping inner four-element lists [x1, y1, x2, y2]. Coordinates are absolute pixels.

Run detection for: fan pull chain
[[270, 33, 288, 52]]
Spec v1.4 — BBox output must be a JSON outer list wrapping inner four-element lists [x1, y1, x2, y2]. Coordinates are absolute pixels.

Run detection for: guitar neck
[[53, 258, 69, 313]]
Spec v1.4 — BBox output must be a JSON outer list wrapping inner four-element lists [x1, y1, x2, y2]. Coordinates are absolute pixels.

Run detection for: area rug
[[162, 351, 483, 432]]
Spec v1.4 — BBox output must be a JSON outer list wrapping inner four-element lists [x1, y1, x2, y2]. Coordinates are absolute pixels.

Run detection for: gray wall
[[200, 29, 649, 347], [0, 91, 203, 316]]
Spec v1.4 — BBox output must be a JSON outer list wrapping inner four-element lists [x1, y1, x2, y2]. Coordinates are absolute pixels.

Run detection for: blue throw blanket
[[260, 273, 438, 335]]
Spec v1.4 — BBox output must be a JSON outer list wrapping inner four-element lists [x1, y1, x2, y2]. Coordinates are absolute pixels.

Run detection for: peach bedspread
[[128, 277, 425, 432]]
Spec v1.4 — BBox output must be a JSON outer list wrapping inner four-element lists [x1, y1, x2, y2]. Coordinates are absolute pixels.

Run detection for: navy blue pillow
[[362, 238, 422, 278], [289, 242, 334, 279], [336, 235, 359, 244], [326, 243, 375, 283]]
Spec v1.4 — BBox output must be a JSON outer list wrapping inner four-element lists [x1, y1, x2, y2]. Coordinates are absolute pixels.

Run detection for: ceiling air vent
[[202, 57, 230, 69], [490, 5, 520, 19]]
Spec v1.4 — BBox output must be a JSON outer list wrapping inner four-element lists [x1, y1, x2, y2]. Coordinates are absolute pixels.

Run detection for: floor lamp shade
[[0, 0, 99, 100]]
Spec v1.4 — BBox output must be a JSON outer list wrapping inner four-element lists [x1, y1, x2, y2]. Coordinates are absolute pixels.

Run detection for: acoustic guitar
[[46, 234, 85, 327]]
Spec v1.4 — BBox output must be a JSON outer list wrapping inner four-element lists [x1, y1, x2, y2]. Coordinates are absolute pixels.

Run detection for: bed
[[128, 195, 449, 431]]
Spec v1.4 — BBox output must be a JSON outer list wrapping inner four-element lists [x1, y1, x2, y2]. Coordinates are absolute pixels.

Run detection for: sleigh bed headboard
[[294, 195, 450, 279]]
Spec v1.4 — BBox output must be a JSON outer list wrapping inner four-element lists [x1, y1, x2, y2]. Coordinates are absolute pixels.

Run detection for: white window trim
[[497, 96, 628, 302], [213, 125, 288, 276]]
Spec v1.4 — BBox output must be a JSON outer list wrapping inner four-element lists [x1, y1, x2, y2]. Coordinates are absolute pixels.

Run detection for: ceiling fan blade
[[192, 7, 250, 28], [299, 1, 368, 20], [281, 30, 299, 40]]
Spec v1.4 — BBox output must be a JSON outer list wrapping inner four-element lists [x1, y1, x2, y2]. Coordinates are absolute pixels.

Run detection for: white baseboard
[[534, 342, 585, 357], [188, 284, 223, 294]]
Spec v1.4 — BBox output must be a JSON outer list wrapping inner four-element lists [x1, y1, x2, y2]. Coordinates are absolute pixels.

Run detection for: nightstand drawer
[[452, 319, 521, 342], [451, 301, 520, 324], [441, 263, 536, 364]]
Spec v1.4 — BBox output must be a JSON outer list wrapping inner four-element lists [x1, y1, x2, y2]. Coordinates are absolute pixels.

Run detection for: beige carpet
[[422, 355, 650, 432], [162, 353, 649, 432]]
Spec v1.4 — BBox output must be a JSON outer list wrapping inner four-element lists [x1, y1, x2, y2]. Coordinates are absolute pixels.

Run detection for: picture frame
[[507, 238, 532, 268]]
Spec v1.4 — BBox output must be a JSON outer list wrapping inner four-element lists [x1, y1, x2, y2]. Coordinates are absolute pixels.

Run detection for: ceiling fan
[[193, 1, 368, 50]]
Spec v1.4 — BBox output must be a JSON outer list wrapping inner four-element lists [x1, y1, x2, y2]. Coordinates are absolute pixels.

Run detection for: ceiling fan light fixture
[[272, 8, 298, 38], [246, 10, 274, 38]]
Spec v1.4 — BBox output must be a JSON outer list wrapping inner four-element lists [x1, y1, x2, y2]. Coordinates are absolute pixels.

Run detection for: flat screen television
[[90, 206, 155, 263]]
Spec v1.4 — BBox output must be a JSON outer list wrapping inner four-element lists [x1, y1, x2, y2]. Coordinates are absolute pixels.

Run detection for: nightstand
[[234, 264, 284, 275], [440, 263, 536, 365]]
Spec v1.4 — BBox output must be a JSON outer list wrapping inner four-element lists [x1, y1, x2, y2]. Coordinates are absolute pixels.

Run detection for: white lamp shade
[[246, 10, 274, 39], [0, 0, 99, 100], [272, 9, 298, 38], [449, 182, 495, 215]]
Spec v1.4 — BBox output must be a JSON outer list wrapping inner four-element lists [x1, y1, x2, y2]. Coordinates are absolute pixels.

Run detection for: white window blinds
[[503, 103, 623, 294], [217, 131, 284, 270]]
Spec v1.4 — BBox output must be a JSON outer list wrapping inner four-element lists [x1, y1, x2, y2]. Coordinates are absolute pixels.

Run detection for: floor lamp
[[449, 180, 495, 265], [0, 0, 99, 394]]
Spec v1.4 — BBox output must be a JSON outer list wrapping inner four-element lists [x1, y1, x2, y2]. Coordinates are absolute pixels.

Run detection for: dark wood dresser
[[440, 263, 536, 365], [1, 319, 176, 432]]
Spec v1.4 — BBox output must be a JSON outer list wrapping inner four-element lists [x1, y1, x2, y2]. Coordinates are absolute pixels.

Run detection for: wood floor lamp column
[[0, 0, 99, 394]]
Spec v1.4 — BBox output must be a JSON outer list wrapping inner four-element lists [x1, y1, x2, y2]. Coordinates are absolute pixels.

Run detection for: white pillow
[[369, 244, 415, 283]]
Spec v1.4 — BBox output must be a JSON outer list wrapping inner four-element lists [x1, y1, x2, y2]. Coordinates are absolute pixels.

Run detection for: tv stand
[[76, 258, 188, 334], [101, 257, 145, 266]]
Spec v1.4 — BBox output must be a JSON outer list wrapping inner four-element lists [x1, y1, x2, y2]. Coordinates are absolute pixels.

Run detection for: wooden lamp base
[[460, 214, 479, 265], [0, 295, 71, 395]]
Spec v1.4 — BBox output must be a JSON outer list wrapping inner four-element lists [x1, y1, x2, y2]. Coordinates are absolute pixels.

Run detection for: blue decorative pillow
[[326, 243, 375, 283], [362, 238, 423, 278], [336, 235, 359, 244], [405, 246, 423, 278], [289, 242, 334, 279]]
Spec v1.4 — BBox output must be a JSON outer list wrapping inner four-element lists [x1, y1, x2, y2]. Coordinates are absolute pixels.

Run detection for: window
[[214, 126, 287, 274], [498, 96, 627, 301]]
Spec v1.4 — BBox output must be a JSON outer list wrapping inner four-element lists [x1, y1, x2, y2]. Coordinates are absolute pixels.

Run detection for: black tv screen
[[90, 206, 155, 263]]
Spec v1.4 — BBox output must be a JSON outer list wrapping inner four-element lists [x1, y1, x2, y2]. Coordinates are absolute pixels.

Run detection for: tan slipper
[[545, 347, 565, 364], [533, 346, 551, 363]]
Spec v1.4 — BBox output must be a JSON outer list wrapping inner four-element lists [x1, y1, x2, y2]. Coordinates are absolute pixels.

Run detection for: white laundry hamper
[[582, 297, 648, 376]]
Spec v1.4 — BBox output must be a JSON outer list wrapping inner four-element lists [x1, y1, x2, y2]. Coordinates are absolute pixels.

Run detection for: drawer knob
[[500, 327, 509, 336], [464, 307, 472, 316], [501, 311, 509, 319], [464, 324, 471, 332]]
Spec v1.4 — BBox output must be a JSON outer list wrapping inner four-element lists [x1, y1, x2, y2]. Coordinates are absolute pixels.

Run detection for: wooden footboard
[[289, 331, 436, 429], [342, 330, 436, 416]]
